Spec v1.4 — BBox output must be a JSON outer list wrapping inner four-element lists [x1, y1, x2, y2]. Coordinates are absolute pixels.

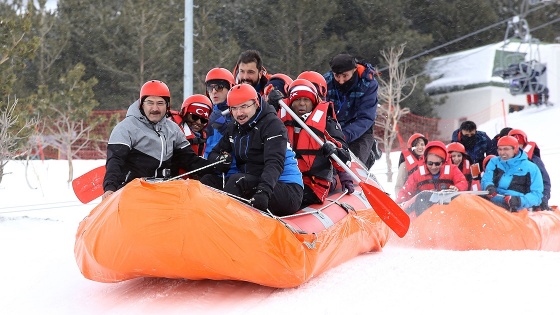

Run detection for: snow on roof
[[424, 40, 556, 92]]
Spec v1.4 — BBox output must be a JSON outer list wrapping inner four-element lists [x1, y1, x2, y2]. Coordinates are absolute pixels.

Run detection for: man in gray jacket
[[102, 80, 215, 200]]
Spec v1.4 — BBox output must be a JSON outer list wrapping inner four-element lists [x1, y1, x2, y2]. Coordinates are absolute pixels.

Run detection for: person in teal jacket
[[481, 136, 543, 212]]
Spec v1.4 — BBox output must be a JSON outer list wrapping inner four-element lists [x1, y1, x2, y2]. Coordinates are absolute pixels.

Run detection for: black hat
[[330, 54, 357, 74]]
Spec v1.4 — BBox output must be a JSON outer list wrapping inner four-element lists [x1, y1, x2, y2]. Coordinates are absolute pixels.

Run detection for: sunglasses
[[206, 84, 227, 93], [190, 114, 208, 124], [426, 161, 442, 166]]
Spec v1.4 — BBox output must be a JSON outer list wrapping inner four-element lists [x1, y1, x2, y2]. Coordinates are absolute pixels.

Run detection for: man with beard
[[323, 53, 380, 167], [233, 50, 270, 95], [451, 120, 492, 167]]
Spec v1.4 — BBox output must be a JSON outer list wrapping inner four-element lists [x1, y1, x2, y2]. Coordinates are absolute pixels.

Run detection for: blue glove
[[209, 109, 229, 134]]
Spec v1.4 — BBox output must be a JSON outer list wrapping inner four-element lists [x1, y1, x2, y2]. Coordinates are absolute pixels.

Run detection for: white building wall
[[429, 43, 560, 140], [435, 86, 528, 140]]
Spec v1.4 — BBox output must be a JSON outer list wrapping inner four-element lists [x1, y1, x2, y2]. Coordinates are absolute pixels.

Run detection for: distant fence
[[35, 110, 126, 160], [38, 102, 507, 160]]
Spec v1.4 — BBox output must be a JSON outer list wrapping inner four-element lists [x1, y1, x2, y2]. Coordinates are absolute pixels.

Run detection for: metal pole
[[184, 0, 193, 99]]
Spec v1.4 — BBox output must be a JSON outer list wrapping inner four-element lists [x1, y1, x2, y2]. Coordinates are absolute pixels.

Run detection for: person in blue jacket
[[482, 136, 543, 212], [324, 53, 379, 166], [200, 83, 303, 216], [203, 68, 240, 178], [451, 120, 492, 166]]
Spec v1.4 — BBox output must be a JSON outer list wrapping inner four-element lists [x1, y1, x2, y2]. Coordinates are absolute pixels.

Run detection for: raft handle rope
[[204, 189, 311, 235], [278, 190, 349, 219], [163, 159, 226, 182]]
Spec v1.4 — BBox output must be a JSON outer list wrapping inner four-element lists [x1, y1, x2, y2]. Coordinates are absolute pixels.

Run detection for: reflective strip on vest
[[406, 154, 415, 165], [419, 165, 427, 176]]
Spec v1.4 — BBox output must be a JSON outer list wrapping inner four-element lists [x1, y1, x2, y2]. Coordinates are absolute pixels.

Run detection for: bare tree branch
[[375, 43, 416, 182], [0, 98, 37, 183]]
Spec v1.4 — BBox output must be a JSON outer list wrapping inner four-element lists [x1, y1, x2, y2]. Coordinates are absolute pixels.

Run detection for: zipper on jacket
[[153, 125, 165, 177]]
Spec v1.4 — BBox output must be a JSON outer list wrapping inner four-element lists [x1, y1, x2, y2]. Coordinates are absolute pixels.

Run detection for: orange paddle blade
[[72, 166, 106, 204], [359, 182, 410, 238]]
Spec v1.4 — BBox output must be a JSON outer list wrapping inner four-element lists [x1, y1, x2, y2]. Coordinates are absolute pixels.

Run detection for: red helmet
[[424, 141, 448, 161], [297, 71, 327, 98], [180, 94, 213, 124], [407, 133, 428, 149], [482, 154, 496, 171], [205, 68, 235, 86], [508, 129, 528, 146], [264, 73, 293, 97], [227, 83, 259, 107], [140, 80, 171, 109], [288, 79, 319, 106], [446, 142, 466, 155], [497, 135, 519, 154]]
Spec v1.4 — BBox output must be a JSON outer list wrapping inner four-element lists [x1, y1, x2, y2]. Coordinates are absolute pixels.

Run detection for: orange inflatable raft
[[392, 192, 560, 251], [74, 170, 390, 288]]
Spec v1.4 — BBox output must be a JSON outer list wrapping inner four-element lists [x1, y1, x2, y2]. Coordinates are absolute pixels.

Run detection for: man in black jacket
[[200, 83, 303, 216]]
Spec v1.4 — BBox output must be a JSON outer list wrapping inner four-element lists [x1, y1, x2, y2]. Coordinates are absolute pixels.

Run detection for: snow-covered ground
[[1, 105, 559, 314]]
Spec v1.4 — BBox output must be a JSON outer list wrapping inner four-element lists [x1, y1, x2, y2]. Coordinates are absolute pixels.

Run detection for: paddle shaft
[[279, 99, 410, 238], [278, 100, 360, 183]]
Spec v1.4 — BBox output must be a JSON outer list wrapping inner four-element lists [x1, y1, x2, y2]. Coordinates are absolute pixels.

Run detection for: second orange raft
[[392, 192, 560, 251]]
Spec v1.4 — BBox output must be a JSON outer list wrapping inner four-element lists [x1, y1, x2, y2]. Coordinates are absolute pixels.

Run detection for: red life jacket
[[470, 179, 482, 191], [522, 141, 538, 160], [415, 164, 457, 192], [457, 159, 474, 189], [280, 101, 334, 202], [402, 149, 423, 175], [168, 110, 207, 157]]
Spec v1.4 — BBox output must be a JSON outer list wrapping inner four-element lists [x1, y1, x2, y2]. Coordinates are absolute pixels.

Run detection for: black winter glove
[[267, 89, 284, 112], [250, 190, 270, 211], [486, 185, 497, 197], [505, 195, 521, 212], [540, 200, 550, 211], [321, 141, 337, 157], [215, 151, 232, 173], [338, 171, 355, 194]]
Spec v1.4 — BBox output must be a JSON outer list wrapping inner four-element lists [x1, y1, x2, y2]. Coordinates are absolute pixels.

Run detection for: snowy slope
[[1, 105, 559, 315]]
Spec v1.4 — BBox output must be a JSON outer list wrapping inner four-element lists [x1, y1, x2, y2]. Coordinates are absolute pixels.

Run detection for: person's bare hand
[[102, 190, 114, 200]]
